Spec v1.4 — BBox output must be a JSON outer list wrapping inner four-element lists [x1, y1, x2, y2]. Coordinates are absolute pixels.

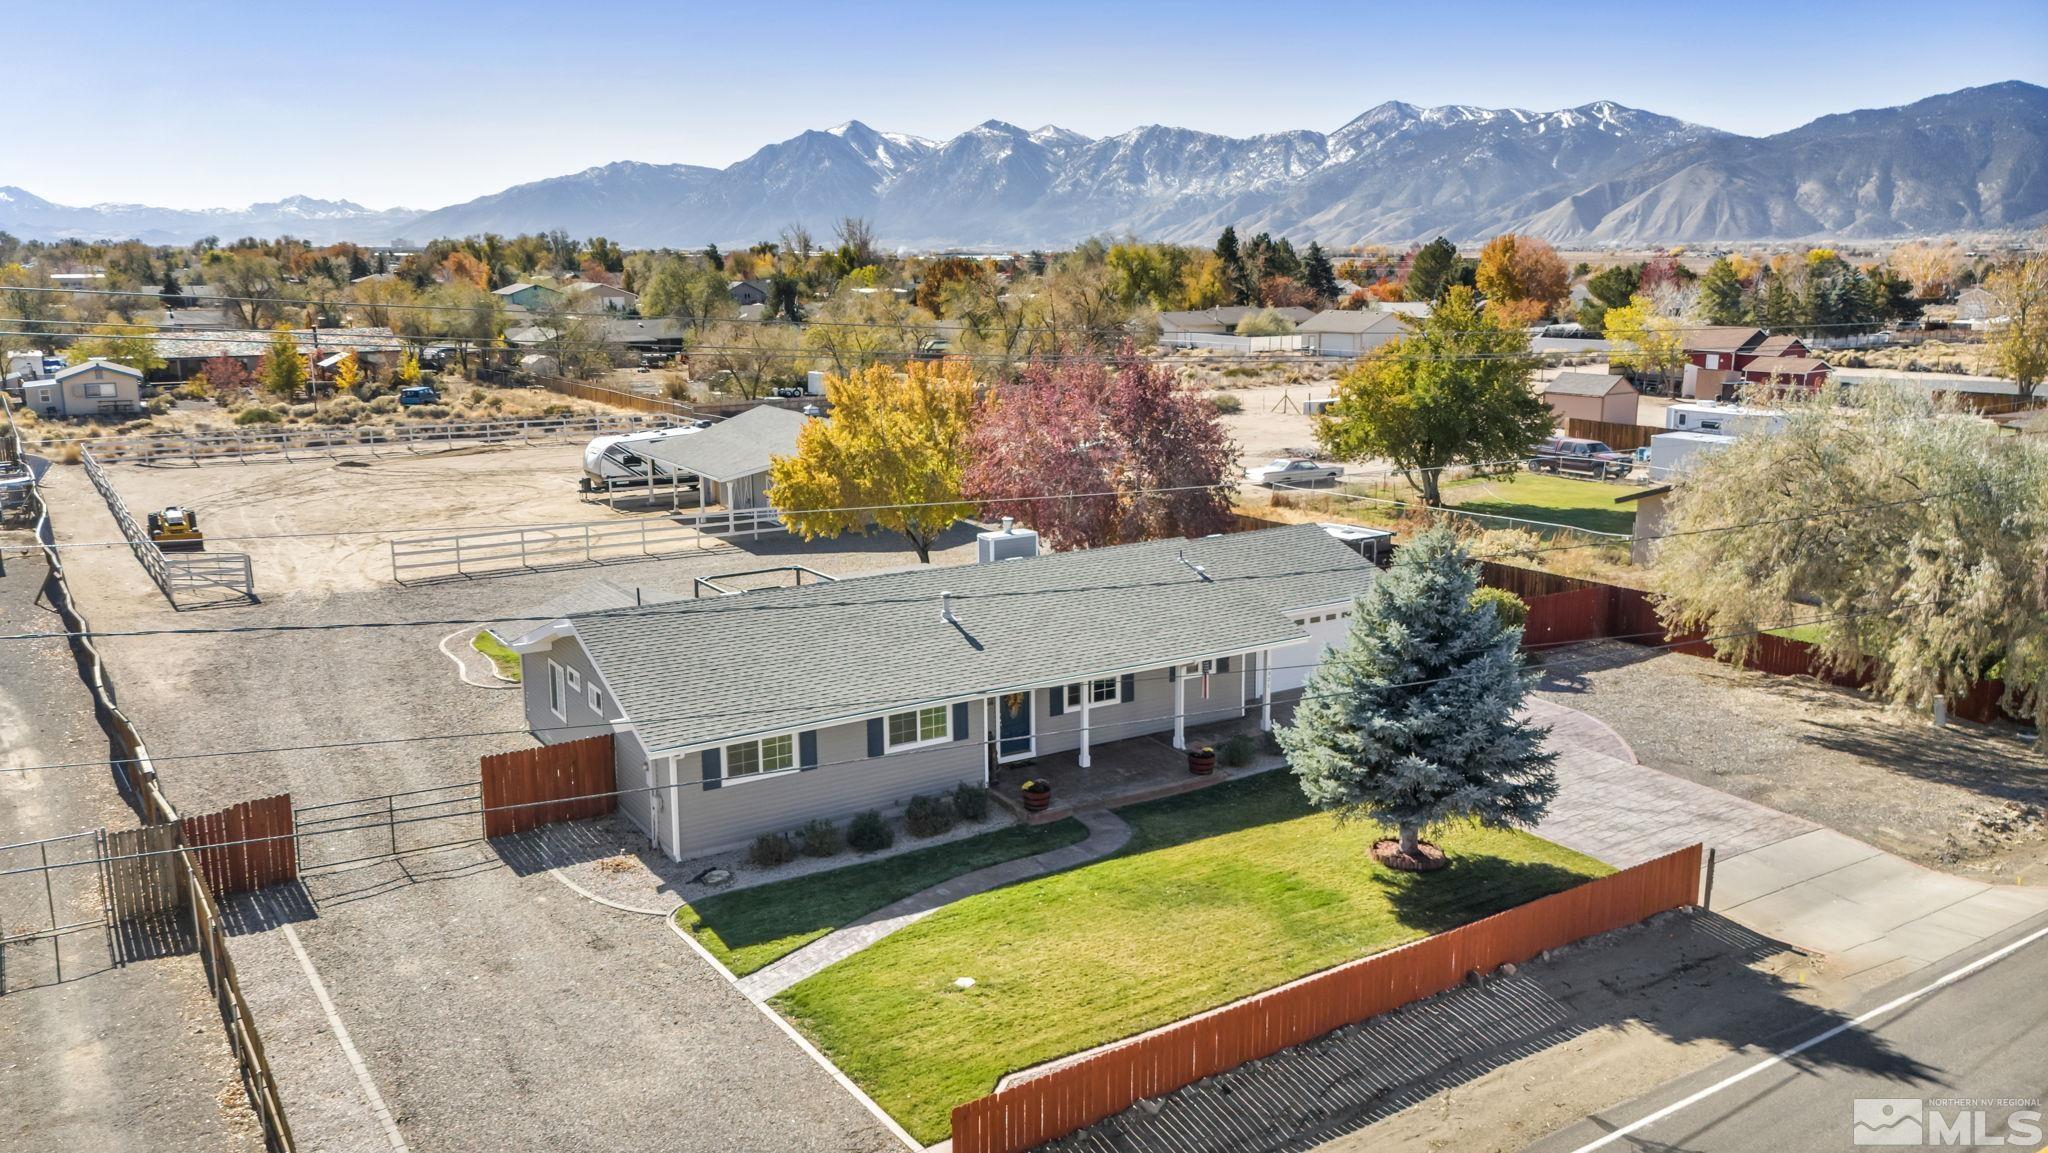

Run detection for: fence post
[[1701, 847, 1716, 909], [40, 841, 60, 982]]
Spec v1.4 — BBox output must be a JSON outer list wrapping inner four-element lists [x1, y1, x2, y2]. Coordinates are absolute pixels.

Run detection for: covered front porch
[[990, 697, 1298, 820]]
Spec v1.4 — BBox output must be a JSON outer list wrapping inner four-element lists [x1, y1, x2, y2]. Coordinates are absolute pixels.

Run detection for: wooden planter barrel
[[1188, 748, 1216, 775]]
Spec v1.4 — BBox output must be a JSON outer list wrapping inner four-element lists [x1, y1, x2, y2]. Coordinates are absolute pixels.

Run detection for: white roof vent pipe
[[941, 591, 958, 624]]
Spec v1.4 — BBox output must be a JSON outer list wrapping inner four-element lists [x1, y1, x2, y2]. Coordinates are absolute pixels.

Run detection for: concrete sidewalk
[[1530, 698, 2048, 984]]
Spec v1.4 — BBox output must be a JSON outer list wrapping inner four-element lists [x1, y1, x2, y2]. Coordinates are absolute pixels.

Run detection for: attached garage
[[1267, 605, 1355, 694]]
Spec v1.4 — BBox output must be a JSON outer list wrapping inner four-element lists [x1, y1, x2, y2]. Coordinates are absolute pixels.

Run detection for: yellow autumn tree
[[1602, 294, 1687, 391], [331, 350, 362, 398], [769, 360, 978, 563]]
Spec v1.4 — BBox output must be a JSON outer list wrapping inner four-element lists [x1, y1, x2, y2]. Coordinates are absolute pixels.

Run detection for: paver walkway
[[736, 809, 1131, 1001]]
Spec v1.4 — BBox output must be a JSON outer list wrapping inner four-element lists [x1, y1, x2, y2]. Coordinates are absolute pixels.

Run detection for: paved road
[[1524, 909, 2048, 1153]]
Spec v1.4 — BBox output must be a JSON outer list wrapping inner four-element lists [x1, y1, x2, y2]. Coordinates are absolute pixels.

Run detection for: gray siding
[[1029, 665, 1250, 755], [521, 636, 620, 744], [613, 728, 654, 839], [667, 704, 986, 858]]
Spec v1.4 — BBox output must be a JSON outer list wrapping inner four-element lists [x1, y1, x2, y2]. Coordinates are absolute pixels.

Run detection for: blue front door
[[997, 692, 1033, 761]]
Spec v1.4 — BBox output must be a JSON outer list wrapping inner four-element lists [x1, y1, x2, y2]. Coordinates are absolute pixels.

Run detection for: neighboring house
[[153, 327, 403, 380], [1294, 309, 1407, 357], [1738, 354, 1830, 391], [1955, 287, 2009, 331], [568, 281, 638, 313], [506, 524, 1378, 861], [1376, 301, 1432, 320], [492, 282, 563, 310], [23, 359, 143, 418], [1156, 307, 1317, 336], [635, 404, 810, 518], [1680, 326, 1765, 399], [728, 279, 772, 308], [1541, 372, 1638, 425]]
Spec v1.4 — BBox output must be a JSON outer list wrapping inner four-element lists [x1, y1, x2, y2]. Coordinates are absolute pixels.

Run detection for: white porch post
[[666, 755, 684, 862], [1172, 669, 1187, 750], [982, 697, 994, 785], [1078, 689, 1092, 768], [1259, 647, 1274, 732]]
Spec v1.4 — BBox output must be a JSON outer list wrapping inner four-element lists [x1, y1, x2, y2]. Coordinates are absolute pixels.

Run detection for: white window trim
[[884, 704, 953, 753], [565, 666, 582, 692], [1064, 677, 1122, 709], [587, 684, 603, 713], [546, 659, 567, 721], [720, 732, 800, 783]]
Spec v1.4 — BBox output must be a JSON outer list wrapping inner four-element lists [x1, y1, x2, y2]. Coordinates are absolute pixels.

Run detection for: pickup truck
[[1528, 436, 1634, 479], [1246, 458, 1343, 487]]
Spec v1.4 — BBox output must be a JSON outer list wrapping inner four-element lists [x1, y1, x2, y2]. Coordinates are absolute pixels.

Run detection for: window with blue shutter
[[866, 718, 885, 758], [1120, 673, 1135, 702], [799, 730, 818, 770], [700, 748, 722, 790], [952, 701, 970, 741], [1049, 687, 1064, 717]]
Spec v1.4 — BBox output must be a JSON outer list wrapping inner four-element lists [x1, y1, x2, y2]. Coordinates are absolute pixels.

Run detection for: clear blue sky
[[14, 0, 2045, 210]]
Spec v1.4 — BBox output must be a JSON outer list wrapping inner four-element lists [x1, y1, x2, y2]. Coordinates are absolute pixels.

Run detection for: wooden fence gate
[[101, 823, 186, 924], [181, 795, 299, 897], [480, 734, 616, 838]]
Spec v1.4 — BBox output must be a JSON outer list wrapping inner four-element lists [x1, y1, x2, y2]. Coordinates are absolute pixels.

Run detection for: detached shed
[[1542, 372, 1638, 426]]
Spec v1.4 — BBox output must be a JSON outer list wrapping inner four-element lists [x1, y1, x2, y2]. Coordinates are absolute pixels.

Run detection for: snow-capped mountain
[[3, 84, 2042, 249]]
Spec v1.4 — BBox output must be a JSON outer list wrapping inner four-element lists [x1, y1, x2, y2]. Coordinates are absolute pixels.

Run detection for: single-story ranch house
[[507, 523, 1376, 860]]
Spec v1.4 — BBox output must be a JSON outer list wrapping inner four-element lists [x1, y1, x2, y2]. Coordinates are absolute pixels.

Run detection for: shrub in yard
[[903, 793, 957, 838], [798, 818, 842, 857], [234, 406, 282, 425], [748, 831, 797, 868], [950, 782, 990, 822], [367, 395, 399, 414], [1208, 392, 1244, 415], [1220, 732, 1256, 767], [847, 809, 894, 853], [1469, 586, 1529, 628], [287, 403, 317, 418]]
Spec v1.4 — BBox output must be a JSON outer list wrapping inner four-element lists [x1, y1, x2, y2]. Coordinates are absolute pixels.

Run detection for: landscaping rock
[[691, 867, 733, 887]]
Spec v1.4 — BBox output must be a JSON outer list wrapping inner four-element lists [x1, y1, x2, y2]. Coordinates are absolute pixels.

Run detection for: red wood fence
[[950, 844, 1703, 1153], [179, 793, 298, 897], [480, 733, 616, 838], [1565, 417, 1657, 451]]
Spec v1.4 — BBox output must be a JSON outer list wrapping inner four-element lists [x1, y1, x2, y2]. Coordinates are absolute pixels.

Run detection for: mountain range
[[5, 82, 2043, 250]]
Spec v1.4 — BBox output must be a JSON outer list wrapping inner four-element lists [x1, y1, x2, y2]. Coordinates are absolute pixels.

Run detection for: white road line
[[281, 922, 411, 1153], [1564, 921, 2048, 1153]]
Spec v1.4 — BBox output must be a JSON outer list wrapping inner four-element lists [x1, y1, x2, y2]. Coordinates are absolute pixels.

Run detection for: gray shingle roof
[[1294, 309, 1406, 335], [568, 523, 1376, 752], [1543, 372, 1630, 398], [639, 405, 811, 482]]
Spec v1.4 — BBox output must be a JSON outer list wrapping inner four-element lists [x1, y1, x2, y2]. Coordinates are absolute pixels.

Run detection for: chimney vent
[[1000, 516, 1015, 534], [941, 591, 957, 624]]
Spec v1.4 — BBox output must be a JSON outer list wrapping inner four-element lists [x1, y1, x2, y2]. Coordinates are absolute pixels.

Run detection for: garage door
[[1269, 608, 1354, 694]]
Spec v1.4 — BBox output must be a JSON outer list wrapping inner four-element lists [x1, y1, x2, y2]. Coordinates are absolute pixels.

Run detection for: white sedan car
[[1246, 458, 1344, 487]]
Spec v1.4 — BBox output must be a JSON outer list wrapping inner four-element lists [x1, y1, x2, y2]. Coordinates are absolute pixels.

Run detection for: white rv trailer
[[579, 422, 712, 491]]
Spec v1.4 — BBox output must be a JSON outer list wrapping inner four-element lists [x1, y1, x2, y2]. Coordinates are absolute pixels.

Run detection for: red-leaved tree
[[965, 348, 1235, 549]]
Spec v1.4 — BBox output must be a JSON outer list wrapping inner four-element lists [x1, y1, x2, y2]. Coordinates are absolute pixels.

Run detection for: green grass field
[[470, 630, 522, 681], [1440, 472, 1637, 536], [677, 819, 1090, 977], [772, 773, 1610, 1142]]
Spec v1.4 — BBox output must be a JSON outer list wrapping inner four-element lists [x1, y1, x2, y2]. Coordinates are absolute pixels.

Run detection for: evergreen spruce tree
[[1696, 258, 1747, 326], [1406, 236, 1459, 303], [1277, 527, 1557, 863], [1303, 241, 1340, 303]]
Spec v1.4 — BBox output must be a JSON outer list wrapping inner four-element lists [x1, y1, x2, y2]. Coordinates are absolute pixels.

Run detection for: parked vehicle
[[1528, 436, 1634, 479], [398, 385, 441, 407], [579, 422, 713, 491], [1246, 458, 1343, 486], [146, 506, 204, 551]]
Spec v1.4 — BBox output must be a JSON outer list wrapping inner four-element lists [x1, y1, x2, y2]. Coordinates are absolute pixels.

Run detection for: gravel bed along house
[[552, 805, 1019, 913], [1533, 641, 2047, 880]]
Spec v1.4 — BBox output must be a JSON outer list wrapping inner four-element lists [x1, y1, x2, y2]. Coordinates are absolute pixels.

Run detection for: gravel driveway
[[1533, 641, 2047, 880]]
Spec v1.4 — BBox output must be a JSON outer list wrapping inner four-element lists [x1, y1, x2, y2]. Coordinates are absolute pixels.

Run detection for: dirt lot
[[0, 550, 260, 1153], [1535, 642, 2047, 880], [36, 442, 846, 607], [26, 449, 1006, 1152]]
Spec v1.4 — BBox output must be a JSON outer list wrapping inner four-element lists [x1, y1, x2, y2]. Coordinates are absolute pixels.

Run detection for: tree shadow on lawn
[[1050, 912, 1940, 1153], [1370, 850, 1609, 936]]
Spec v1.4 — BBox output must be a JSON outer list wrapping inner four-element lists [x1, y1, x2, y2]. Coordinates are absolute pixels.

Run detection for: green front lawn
[[678, 819, 1090, 977], [1442, 472, 1637, 536], [470, 630, 522, 681], [772, 773, 1610, 1143]]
